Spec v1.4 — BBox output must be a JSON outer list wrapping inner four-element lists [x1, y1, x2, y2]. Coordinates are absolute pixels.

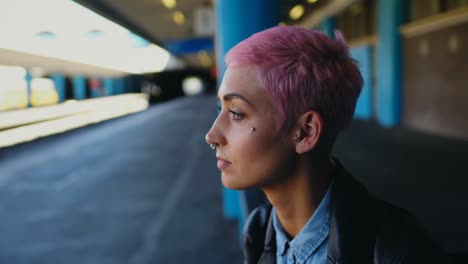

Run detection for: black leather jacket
[[242, 159, 450, 264]]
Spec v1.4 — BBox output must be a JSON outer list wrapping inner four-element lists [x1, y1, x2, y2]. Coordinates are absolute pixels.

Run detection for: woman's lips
[[216, 157, 232, 169]]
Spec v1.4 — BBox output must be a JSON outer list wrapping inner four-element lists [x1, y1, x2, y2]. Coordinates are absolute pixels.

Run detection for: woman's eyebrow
[[222, 93, 254, 108]]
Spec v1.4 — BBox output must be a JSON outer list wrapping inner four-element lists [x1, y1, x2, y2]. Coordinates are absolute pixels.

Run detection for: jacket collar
[[258, 214, 277, 264]]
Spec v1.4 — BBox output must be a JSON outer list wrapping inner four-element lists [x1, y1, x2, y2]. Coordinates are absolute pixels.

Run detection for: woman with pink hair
[[205, 26, 445, 264]]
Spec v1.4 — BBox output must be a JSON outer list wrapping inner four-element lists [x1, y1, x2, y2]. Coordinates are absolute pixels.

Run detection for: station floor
[[0, 96, 241, 264], [0, 95, 466, 263]]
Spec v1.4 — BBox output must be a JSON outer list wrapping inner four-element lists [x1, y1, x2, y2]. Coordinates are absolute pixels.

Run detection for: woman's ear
[[294, 110, 324, 154]]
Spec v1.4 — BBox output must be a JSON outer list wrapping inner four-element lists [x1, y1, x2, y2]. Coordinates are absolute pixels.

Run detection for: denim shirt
[[272, 182, 333, 264]]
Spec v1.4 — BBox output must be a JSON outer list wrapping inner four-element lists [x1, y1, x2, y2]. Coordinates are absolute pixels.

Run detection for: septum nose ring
[[210, 143, 217, 150]]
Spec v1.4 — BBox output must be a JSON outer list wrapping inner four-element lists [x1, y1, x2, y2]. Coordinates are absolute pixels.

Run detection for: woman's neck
[[262, 157, 333, 238]]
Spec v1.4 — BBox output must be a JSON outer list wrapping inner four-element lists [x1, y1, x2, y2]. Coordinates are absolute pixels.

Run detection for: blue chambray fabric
[[272, 182, 333, 264]]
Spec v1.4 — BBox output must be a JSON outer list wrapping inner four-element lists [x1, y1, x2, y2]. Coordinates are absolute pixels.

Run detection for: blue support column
[[90, 89, 100, 98], [116, 78, 125, 94], [103, 78, 115, 96], [114, 78, 121, 95], [51, 73, 66, 103], [215, 0, 279, 222], [88, 79, 101, 98], [320, 17, 337, 39], [72, 75, 87, 100], [25, 71, 32, 107], [351, 45, 373, 119], [376, 0, 404, 126]]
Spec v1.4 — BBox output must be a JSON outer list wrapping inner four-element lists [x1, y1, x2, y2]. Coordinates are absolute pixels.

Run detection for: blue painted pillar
[[88, 78, 102, 98], [376, 0, 404, 126], [215, 0, 279, 221], [72, 75, 87, 100], [113, 78, 121, 95], [103, 78, 115, 96], [116, 78, 125, 94], [25, 71, 32, 107], [351, 45, 373, 119], [320, 17, 337, 39], [51, 73, 66, 103]]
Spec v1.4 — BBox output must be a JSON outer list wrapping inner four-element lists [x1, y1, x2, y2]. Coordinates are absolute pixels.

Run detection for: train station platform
[[0, 94, 466, 263], [0, 95, 241, 263]]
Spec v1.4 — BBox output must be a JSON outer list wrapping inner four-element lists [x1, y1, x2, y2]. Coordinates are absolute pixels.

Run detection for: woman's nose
[[205, 129, 213, 145], [205, 121, 217, 146], [205, 117, 224, 146]]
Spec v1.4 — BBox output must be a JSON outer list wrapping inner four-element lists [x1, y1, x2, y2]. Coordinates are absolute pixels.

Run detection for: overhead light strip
[[0, 0, 171, 74]]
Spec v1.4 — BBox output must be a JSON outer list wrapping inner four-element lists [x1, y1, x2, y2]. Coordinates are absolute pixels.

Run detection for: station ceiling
[[74, 0, 331, 44], [73, 0, 357, 68], [0, 0, 357, 77]]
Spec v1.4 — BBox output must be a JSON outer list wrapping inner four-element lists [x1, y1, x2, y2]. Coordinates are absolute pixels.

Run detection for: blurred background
[[0, 0, 466, 263]]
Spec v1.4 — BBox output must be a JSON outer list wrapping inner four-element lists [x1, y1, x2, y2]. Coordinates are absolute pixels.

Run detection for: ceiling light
[[36, 31, 57, 40], [173, 11, 185, 25], [182, 76, 203, 96], [161, 0, 176, 9], [0, 0, 171, 74], [307, 0, 318, 3], [289, 5, 305, 20], [197, 50, 212, 67], [85, 29, 105, 39], [350, 3, 363, 16]]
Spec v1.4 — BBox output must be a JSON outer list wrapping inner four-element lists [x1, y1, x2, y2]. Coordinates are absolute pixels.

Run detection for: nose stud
[[210, 143, 217, 150]]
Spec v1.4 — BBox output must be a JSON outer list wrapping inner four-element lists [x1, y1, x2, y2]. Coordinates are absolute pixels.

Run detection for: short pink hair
[[225, 26, 363, 139]]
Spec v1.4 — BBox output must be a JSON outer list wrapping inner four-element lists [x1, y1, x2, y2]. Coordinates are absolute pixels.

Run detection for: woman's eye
[[229, 110, 244, 120]]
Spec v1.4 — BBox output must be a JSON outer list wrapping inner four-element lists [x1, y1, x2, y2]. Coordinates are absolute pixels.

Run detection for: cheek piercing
[[210, 143, 217, 150], [250, 127, 256, 132]]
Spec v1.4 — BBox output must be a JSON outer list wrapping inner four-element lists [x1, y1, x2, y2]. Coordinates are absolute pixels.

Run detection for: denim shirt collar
[[272, 181, 333, 263]]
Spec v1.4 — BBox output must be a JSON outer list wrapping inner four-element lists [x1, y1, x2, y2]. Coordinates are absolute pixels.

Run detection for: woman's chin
[[221, 174, 250, 190]]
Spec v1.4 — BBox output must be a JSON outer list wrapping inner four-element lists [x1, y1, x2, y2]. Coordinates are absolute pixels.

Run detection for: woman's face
[[205, 66, 296, 190]]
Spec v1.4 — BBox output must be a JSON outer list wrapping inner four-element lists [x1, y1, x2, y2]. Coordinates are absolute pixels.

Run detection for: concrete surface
[[1, 94, 466, 263], [0, 95, 242, 264]]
